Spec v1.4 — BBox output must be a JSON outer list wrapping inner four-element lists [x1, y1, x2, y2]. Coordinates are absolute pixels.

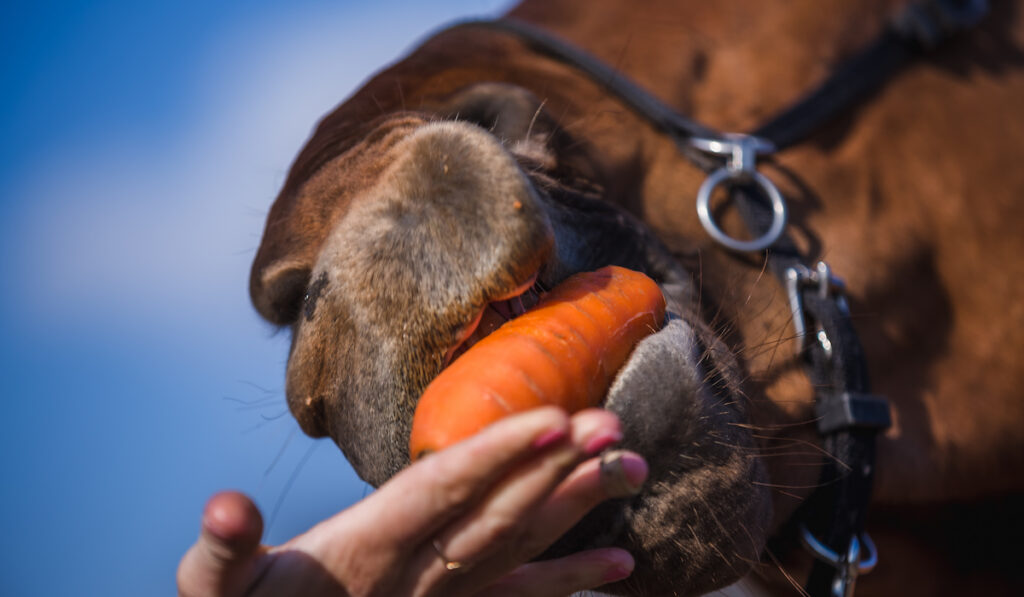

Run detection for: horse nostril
[[250, 259, 311, 325]]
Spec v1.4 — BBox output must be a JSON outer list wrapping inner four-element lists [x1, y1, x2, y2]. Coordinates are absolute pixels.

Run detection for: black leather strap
[[816, 392, 892, 435], [727, 180, 886, 595], [752, 29, 914, 151], [755, 0, 988, 151], [451, 0, 987, 155]]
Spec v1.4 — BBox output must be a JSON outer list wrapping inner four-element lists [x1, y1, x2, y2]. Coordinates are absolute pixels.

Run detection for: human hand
[[177, 407, 648, 596]]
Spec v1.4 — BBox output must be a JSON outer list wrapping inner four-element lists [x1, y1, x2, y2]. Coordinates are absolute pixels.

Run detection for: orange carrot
[[409, 265, 666, 460]]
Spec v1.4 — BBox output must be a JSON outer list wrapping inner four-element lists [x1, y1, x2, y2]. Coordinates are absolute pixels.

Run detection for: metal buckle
[[785, 261, 849, 355], [800, 524, 879, 597], [691, 133, 787, 252], [816, 391, 893, 434]]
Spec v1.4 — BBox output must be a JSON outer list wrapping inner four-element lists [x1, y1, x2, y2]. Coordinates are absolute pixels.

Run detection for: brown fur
[[250, 1, 1024, 594]]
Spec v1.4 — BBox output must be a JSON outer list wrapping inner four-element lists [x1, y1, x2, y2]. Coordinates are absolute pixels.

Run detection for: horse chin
[[541, 315, 773, 595]]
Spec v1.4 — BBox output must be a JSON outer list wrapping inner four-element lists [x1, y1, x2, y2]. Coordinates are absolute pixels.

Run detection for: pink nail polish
[[532, 428, 567, 450], [584, 430, 623, 455]]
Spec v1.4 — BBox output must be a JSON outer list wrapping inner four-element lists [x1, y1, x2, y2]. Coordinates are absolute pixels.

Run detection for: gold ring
[[432, 539, 464, 571]]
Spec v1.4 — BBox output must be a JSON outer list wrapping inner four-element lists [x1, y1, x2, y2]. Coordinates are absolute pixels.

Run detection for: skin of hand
[[177, 407, 649, 597]]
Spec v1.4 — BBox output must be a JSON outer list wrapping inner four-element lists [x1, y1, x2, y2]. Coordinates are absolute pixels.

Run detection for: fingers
[[432, 409, 623, 565], [528, 449, 648, 542], [483, 548, 635, 597], [435, 448, 647, 597], [248, 408, 646, 597], [343, 406, 572, 550], [177, 491, 266, 597], [405, 409, 638, 595], [289, 407, 577, 590]]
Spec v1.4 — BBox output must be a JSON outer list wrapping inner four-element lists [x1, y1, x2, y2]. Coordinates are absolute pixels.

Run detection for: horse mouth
[[442, 270, 545, 368]]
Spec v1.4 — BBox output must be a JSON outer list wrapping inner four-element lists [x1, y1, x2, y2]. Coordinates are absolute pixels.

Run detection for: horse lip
[[440, 269, 543, 369], [493, 271, 539, 301], [442, 309, 484, 368]]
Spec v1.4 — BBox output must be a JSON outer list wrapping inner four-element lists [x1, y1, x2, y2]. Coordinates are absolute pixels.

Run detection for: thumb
[[178, 491, 265, 597]]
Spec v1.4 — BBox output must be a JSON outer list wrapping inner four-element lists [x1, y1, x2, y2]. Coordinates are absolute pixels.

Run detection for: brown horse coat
[[250, 1, 1024, 594]]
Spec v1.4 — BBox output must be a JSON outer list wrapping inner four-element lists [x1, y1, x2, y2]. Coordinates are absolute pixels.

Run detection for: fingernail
[[599, 451, 648, 496], [532, 428, 567, 450], [583, 429, 623, 455], [602, 562, 634, 583], [202, 492, 262, 546]]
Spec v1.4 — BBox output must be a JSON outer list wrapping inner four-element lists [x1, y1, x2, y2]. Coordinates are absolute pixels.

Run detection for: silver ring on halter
[[691, 134, 787, 252], [799, 523, 879, 597], [799, 524, 878, 574]]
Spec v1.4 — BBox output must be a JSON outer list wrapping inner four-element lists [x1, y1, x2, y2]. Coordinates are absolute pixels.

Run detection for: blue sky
[[0, 1, 509, 594]]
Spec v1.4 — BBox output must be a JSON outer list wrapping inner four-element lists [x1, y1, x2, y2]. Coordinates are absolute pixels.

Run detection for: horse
[[249, 0, 1024, 594]]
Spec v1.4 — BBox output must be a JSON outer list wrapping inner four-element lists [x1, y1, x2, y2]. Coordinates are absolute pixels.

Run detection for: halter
[[446, 2, 988, 595]]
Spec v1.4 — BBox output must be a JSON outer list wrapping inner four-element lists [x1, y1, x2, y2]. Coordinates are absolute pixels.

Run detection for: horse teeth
[[492, 301, 512, 320], [513, 296, 526, 316]]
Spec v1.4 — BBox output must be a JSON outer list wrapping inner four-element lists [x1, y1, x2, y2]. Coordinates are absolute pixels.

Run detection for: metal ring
[[857, 531, 878, 574], [695, 167, 787, 252], [431, 539, 464, 571], [799, 524, 878, 574]]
